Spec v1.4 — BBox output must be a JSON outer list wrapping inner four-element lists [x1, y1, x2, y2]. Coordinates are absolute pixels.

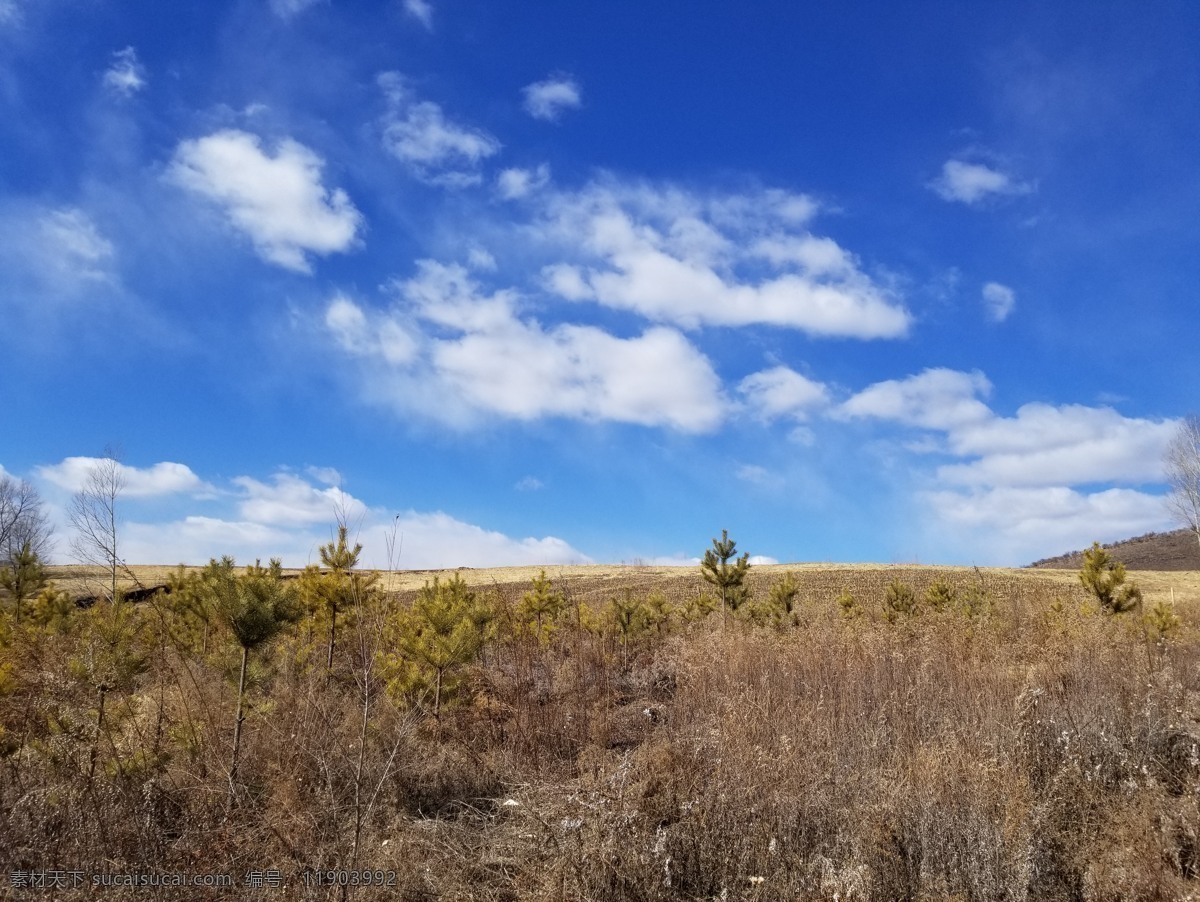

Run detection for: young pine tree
[[700, 529, 751, 626], [609, 589, 647, 669], [201, 556, 299, 805], [1, 541, 48, 624], [883, 578, 919, 622], [1079, 542, 1142, 614], [517, 569, 566, 642], [316, 524, 374, 672], [380, 574, 492, 718]]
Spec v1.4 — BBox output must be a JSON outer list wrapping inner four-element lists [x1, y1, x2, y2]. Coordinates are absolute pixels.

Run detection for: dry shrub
[[2, 570, 1198, 900]]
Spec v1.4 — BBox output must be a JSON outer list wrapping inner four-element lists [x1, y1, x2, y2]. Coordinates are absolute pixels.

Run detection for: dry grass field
[[54, 558, 1200, 605], [3, 559, 1198, 900]]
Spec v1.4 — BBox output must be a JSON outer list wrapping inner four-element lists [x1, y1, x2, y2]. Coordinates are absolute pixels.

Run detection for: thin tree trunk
[[228, 645, 249, 808], [87, 685, 108, 788], [434, 667, 443, 719], [327, 605, 337, 675]]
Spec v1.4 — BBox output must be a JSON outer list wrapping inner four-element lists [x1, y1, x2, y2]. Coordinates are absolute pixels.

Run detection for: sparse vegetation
[[1, 552, 1198, 901]]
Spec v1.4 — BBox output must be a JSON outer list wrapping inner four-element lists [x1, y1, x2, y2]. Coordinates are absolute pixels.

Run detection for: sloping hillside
[[1029, 528, 1200, 570]]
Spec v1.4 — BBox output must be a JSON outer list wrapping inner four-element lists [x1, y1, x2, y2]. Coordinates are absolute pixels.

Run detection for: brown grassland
[[1, 561, 1198, 900]]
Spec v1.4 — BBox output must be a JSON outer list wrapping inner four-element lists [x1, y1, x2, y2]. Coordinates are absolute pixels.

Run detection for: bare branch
[[1164, 415, 1200, 552], [69, 452, 127, 603], [0, 475, 53, 563]]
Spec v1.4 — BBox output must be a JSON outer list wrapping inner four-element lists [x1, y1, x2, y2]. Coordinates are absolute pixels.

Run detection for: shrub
[[1079, 542, 1142, 614], [883, 578, 919, 622]]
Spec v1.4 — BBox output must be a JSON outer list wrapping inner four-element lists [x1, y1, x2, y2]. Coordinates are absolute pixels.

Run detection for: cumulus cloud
[[840, 368, 1176, 487], [305, 466, 343, 486], [169, 129, 363, 273], [738, 366, 829, 422], [522, 75, 582, 121], [838, 368, 993, 432], [982, 282, 1015, 322], [839, 366, 1178, 561], [115, 470, 589, 569], [748, 555, 781, 566], [939, 404, 1177, 487], [496, 164, 551, 200], [536, 181, 911, 338], [325, 260, 727, 432], [103, 47, 146, 96], [923, 485, 1170, 565], [929, 159, 1034, 205], [37, 458, 207, 497], [233, 472, 367, 526], [387, 510, 588, 569], [123, 516, 297, 566], [379, 72, 501, 187], [403, 0, 433, 30]]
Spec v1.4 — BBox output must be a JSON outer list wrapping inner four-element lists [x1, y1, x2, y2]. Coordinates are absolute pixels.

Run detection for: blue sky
[[1, 0, 1197, 568]]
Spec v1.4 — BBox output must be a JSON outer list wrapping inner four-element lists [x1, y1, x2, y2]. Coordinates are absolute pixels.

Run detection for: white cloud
[[467, 247, 496, 270], [939, 404, 1177, 487], [522, 75, 582, 121], [388, 510, 588, 569], [233, 472, 367, 526], [123, 516, 298, 566], [117, 471, 589, 569], [735, 464, 782, 488], [39, 207, 116, 282], [403, 0, 433, 30], [536, 181, 911, 338], [169, 129, 363, 273], [379, 72, 501, 187], [0, 0, 20, 25], [923, 485, 1171, 565], [496, 164, 551, 200], [838, 368, 993, 432], [103, 47, 146, 96], [840, 368, 1176, 488], [305, 466, 343, 486], [326, 261, 727, 432], [37, 458, 207, 498], [929, 159, 1034, 205], [839, 366, 1178, 561], [325, 293, 420, 365], [982, 282, 1015, 322], [0, 205, 122, 316], [748, 555, 781, 566], [515, 476, 544, 491], [269, 0, 323, 18], [738, 366, 829, 422]]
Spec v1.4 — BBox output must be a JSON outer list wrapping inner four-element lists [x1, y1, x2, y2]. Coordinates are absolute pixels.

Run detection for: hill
[[1029, 528, 1200, 571]]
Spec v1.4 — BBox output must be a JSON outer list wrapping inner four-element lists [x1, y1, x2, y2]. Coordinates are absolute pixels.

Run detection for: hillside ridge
[[1029, 528, 1200, 571]]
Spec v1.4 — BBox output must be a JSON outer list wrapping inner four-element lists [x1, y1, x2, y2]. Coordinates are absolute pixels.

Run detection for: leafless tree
[[69, 452, 129, 603], [0, 473, 53, 563], [1165, 415, 1200, 554]]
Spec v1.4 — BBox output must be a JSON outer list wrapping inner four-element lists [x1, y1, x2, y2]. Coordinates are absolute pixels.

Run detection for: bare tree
[[1165, 415, 1200, 554], [69, 452, 128, 603], [0, 473, 53, 563]]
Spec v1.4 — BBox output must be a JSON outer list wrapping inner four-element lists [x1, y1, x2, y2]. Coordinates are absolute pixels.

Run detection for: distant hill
[[1029, 529, 1200, 571]]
